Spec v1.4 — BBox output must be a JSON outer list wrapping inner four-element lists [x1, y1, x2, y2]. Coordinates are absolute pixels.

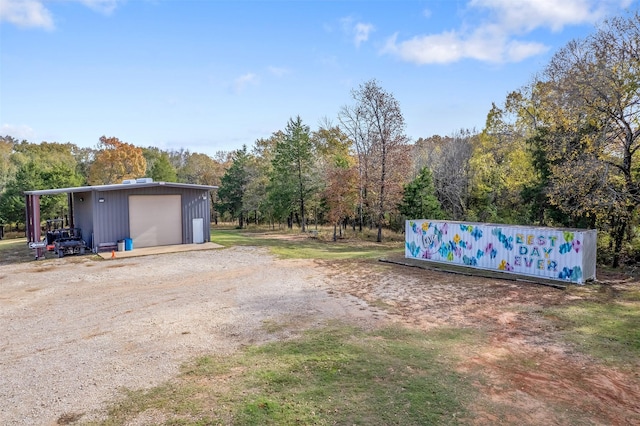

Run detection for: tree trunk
[[612, 219, 626, 268], [333, 224, 337, 242], [612, 203, 635, 267]]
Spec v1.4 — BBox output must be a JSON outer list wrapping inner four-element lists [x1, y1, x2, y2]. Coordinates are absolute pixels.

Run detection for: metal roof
[[24, 181, 218, 196]]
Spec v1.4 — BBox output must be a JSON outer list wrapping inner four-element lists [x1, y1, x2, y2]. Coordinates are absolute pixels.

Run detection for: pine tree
[[217, 146, 249, 228], [150, 153, 178, 182], [397, 167, 444, 220], [268, 116, 317, 232]]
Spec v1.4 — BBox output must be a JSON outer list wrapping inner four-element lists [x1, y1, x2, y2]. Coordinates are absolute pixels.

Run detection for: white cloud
[[233, 73, 259, 93], [381, 0, 626, 64], [0, 0, 54, 29], [1, 123, 36, 140], [340, 16, 375, 47], [470, 0, 612, 32], [353, 22, 374, 47], [0, 0, 124, 29], [382, 32, 463, 64], [78, 0, 122, 15], [382, 28, 549, 64], [504, 40, 549, 62]]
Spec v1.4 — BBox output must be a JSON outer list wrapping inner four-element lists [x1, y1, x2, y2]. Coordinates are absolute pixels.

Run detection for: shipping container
[[405, 220, 596, 284]]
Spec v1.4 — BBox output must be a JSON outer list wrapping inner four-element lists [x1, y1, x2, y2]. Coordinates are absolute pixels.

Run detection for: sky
[[0, 0, 637, 157]]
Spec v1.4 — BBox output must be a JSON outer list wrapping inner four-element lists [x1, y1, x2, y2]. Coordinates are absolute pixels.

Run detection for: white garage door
[[129, 195, 182, 248]]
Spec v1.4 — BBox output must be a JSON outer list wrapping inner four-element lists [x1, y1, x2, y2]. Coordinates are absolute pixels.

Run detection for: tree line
[[0, 136, 229, 230], [1, 11, 638, 266]]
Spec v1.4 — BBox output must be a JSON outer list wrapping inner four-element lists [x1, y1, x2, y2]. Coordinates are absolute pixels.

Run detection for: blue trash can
[[124, 238, 133, 251]]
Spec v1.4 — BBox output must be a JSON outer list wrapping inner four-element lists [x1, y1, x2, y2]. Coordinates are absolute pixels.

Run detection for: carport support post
[[25, 194, 44, 259], [67, 192, 74, 228]]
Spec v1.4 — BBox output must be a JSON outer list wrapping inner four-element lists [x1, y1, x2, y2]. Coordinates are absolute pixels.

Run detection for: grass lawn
[[0, 237, 31, 265], [94, 324, 480, 426], [210, 226, 403, 261], [545, 284, 640, 367]]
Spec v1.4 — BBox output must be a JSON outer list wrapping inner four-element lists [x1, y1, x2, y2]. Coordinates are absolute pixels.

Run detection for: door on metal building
[[193, 218, 204, 244], [129, 195, 182, 248]]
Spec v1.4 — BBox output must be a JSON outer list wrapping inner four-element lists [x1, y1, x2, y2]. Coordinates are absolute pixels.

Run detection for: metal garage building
[[25, 179, 217, 257]]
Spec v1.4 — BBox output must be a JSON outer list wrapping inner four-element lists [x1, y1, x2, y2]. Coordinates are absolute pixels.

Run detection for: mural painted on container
[[405, 220, 590, 283]]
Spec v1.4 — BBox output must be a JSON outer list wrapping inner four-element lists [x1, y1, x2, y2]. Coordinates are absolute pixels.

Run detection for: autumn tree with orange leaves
[[88, 136, 147, 185], [323, 156, 358, 241], [313, 124, 358, 240]]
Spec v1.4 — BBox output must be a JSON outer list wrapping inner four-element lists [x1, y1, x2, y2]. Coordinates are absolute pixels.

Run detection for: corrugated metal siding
[[91, 186, 211, 247], [73, 192, 94, 248], [181, 189, 211, 244], [93, 190, 130, 245]]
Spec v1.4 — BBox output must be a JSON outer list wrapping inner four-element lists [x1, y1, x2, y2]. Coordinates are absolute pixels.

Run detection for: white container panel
[[405, 220, 597, 284]]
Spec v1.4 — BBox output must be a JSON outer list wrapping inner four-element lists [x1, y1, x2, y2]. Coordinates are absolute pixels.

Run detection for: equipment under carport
[[51, 228, 87, 258], [44, 220, 88, 258]]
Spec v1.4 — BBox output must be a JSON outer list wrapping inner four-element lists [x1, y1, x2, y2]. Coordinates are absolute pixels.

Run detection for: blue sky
[[1, 0, 636, 156]]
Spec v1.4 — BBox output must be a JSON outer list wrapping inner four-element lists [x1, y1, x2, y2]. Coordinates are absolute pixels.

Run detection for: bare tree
[[416, 132, 474, 220], [339, 96, 372, 231], [339, 79, 410, 242]]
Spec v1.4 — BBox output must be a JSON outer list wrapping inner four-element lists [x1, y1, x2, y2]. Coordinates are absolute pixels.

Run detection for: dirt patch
[[322, 256, 640, 425]]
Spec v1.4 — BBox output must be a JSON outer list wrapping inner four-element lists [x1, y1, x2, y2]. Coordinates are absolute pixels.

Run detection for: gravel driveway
[[0, 247, 373, 425]]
